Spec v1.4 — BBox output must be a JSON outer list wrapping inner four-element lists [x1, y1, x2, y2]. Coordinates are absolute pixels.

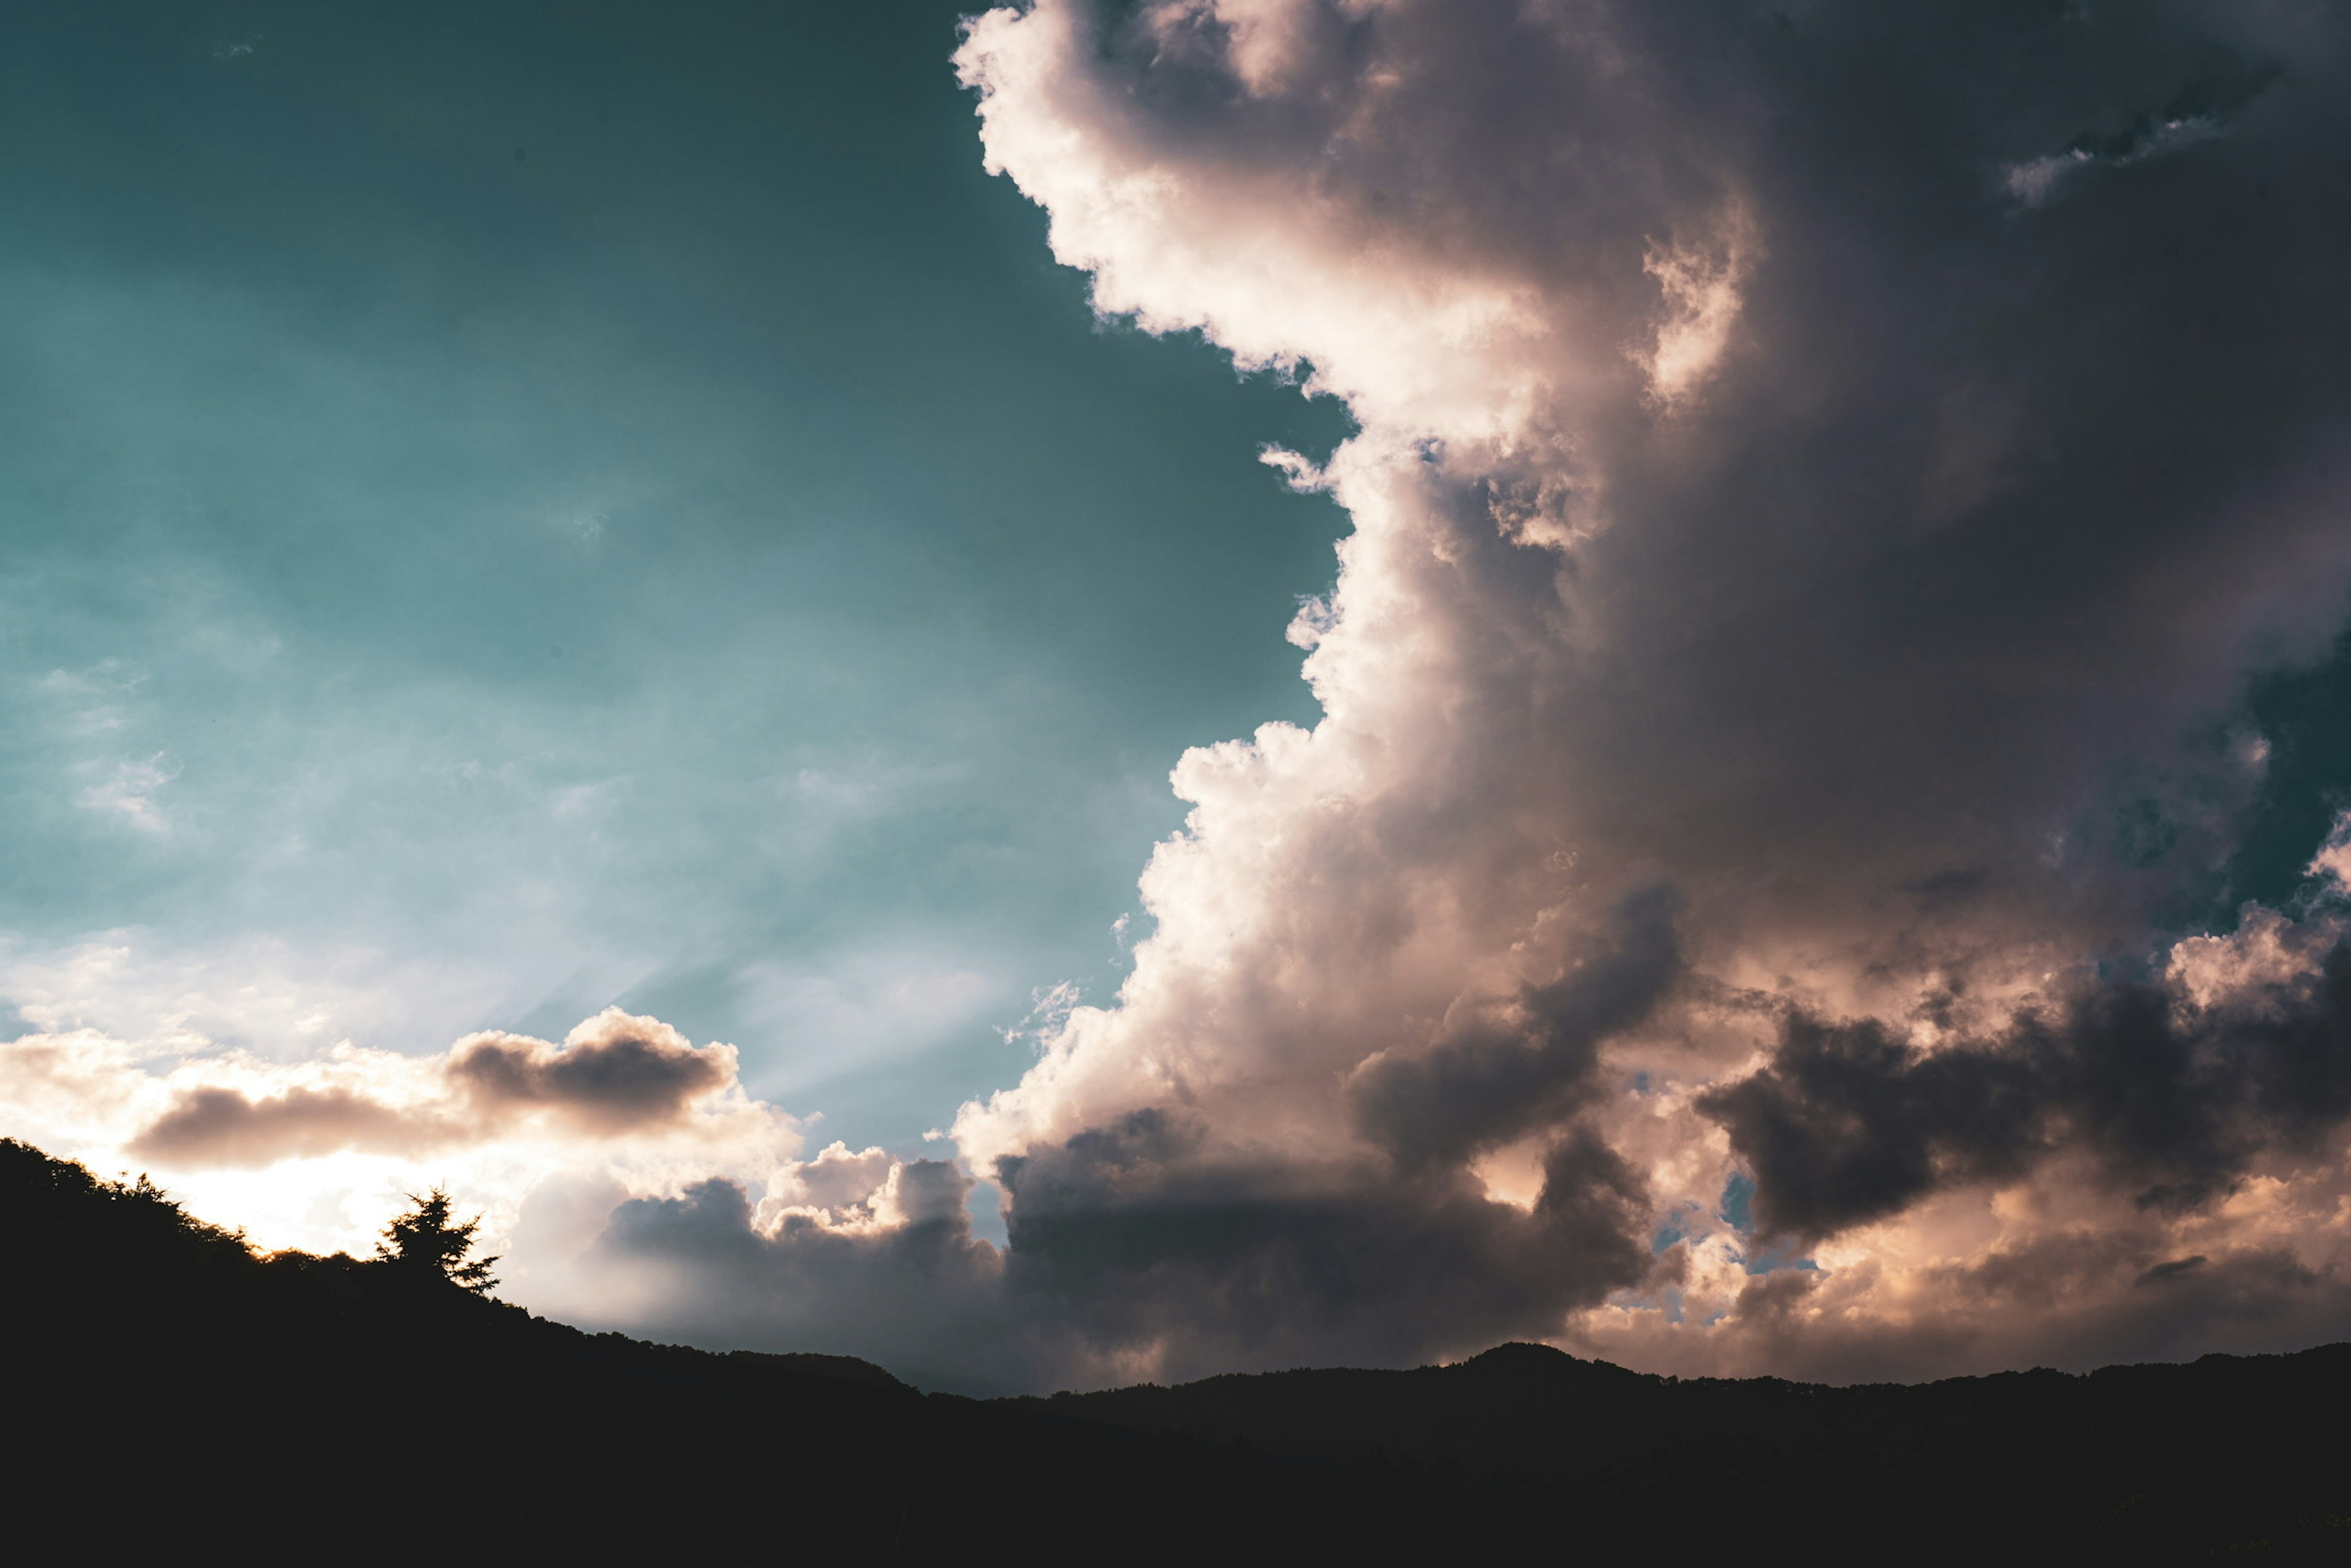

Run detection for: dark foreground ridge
[[6, 1140, 2343, 1561]]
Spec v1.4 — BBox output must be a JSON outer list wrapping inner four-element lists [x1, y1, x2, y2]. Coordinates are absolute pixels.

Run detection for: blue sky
[[0, 1, 1350, 1154]]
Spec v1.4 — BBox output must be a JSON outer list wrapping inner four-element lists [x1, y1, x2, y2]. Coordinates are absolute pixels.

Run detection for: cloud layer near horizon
[[14, 0, 2351, 1391]]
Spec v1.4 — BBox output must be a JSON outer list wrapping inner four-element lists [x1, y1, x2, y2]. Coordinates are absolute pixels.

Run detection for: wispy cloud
[[78, 752, 179, 834]]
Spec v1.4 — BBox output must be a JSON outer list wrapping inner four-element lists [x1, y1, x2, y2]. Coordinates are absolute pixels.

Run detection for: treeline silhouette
[[6, 1138, 2344, 1560]]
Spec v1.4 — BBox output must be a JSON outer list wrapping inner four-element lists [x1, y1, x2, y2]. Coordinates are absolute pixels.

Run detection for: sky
[[9, 0, 2351, 1395], [0, 1, 1351, 1184]]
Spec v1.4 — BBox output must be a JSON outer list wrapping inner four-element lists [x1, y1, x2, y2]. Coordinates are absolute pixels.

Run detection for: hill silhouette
[[5, 1138, 2344, 1560]]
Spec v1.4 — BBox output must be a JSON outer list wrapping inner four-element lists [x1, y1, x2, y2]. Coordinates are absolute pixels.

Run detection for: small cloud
[[2001, 149, 2092, 206], [1259, 445, 1332, 493], [80, 754, 179, 834], [999, 980, 1083, 1052], [2134, 1254, 2210, 1287], [2003, 114, 2227, 208], [449, 1008, 736, 1133], [552, 779, 623, 822]]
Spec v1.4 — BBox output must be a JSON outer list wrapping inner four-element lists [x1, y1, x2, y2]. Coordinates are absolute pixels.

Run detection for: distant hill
[[5, 1138, 2342, 1559]]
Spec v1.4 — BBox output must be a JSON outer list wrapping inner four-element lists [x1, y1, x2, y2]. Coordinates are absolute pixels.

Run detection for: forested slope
[[5, 1139, 2341, 1559]]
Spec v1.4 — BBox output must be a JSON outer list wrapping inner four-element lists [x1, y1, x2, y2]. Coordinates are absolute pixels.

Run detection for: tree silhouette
[[376, 1188, 500, 1292]]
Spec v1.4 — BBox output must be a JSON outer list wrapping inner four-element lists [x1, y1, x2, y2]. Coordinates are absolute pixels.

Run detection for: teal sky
[[0, 2, 1352, 1160]]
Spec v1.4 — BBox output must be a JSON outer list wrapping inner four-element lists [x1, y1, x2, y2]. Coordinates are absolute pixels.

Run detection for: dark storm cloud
[[587, 1111, 1655, 1387], [1540, 1, 2351, 950], [1347, 887, 1683, 1171], [993, 1111, 1652, 1378], [591, 1161, 1022, 1386], [1704, 936, 2351, 1241]]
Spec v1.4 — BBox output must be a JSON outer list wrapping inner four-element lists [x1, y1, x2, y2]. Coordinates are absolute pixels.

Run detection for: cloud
[[994, 1111, 1651, 1382], [79, 754, 178, 833], [571, 1160, 1024, 1388], [130, 1084, 444, 1166], [1700, 909, 2351, 1241], [448, 1010, 735, 1133], [921, 0, 2351, 1384], [0, 1005, 820, 1282], [0, 1005, 1030, 1378], [2000, 48, 2271, 207], [1346, 886, 1683, 1172], [780, 1139, 899, 1213], [116, 1008, 740, 1168]]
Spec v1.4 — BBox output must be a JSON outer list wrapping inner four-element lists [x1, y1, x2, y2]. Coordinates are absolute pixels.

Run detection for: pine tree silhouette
[[376, 1188, 500, 1292]]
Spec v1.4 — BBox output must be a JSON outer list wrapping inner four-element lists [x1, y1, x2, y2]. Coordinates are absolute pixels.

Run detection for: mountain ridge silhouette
[[6, 1138, 2342, 1559]]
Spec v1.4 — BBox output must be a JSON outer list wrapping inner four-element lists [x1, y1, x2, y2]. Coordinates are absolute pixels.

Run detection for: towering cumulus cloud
[[874, 0, 2351, 1384]]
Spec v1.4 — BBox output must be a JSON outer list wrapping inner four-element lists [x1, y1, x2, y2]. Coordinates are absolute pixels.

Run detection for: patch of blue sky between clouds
[[1715, 1174, 1820, 1277]]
